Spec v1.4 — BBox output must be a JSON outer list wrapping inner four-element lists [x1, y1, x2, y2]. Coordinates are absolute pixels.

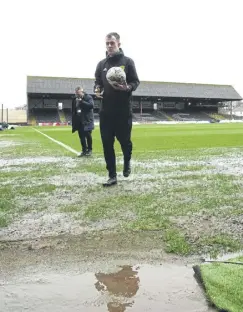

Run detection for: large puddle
[[1, 263, 215, 311]]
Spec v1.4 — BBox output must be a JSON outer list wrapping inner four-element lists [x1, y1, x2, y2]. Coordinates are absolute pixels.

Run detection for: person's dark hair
[[106, 32, 120, 41], [75, 86, 83, 92]]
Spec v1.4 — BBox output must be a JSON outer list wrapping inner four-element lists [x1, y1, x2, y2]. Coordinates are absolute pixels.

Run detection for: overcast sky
[[0, 0, 242, 108]]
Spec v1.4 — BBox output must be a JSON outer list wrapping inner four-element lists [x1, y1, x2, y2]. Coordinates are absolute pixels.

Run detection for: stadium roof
[[27, 76, 242, 101]]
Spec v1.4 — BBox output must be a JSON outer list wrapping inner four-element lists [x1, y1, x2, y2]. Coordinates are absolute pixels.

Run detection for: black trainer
[[123, 161, 131, 177], [103, 177, 117, 187], [86, 150, 92, 156], [78, 151, 86, 157]]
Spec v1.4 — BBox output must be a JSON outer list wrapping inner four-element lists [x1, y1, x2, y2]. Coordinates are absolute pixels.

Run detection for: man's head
[[106, 32, 121, 56], [75, 87, 84, 98]]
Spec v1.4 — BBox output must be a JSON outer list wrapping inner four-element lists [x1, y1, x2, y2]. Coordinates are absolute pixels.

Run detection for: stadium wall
[[0, 109, 27, 124]]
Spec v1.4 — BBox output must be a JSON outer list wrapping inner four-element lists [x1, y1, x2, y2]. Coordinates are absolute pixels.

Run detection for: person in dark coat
[[72, 87, 94, 156], [94, 32, 140, 186]]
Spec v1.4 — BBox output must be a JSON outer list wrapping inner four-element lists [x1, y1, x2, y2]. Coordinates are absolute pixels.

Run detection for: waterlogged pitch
[[1, 123, 243, 256]]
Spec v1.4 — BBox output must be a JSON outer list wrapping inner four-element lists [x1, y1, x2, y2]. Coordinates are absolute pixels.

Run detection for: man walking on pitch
[[72, 87, 94, 156], [94, 32, 140, 186]]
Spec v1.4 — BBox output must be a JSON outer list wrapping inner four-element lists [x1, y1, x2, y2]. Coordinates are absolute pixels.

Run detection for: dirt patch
[[0, 211, 84, 241], [170, 213, 243, 246]]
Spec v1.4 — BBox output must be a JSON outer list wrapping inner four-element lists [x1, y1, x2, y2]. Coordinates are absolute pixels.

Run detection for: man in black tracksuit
[[94, 32, 140, 186], [72, 87, 94, 156]]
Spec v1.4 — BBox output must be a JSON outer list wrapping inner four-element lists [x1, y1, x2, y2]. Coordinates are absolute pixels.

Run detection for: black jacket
[[94, 49, 140, 116], [71, 93, 94, 133]]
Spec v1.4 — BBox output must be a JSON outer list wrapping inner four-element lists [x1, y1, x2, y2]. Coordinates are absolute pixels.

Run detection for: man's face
[[106, 36, 120, 56], [75, 89, 84, 98]]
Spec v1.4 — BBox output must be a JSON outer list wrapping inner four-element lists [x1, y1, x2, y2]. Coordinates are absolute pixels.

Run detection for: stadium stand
[[63, 109, 72, 123], [26, 76, 242, 124], [133, 112, 175, 122], [58, 110, 66, 123], [27, 76, 242, 100], [152, 111, 171, 121], [205, 112, 226, 120], [33, 108, 60, 123], [167, 111, 213, 122], [28, 112, 36, 125]]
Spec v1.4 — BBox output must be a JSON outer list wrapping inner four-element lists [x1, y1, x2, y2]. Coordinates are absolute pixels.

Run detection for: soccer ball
[[106, 67, 126, 87]]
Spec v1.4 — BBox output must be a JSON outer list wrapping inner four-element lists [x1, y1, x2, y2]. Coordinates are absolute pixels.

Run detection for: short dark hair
[[106, 32, 120, 41], [75, 86, 83, 92]]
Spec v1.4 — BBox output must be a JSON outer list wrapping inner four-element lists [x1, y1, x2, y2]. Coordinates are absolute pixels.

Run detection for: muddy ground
[[1, 133, 243, 311], [0, 232, 215, 312], [1, 151, 243, 255]]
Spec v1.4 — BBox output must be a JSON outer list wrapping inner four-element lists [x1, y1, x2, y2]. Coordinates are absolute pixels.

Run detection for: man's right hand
[[111, 82, 131, 92], [95, 88, 103, 99]]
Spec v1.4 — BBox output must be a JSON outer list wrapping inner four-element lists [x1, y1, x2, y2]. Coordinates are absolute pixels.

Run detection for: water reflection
[[95, 265, 140, 311]]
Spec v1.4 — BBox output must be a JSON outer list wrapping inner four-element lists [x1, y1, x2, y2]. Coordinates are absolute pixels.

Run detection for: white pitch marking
[[33, 128, 79, 155]]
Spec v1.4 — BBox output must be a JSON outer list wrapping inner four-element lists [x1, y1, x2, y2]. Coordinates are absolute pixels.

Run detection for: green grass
[[0, 183, 58, 227], [1, 124, 243, 256], [35, 123, 243, 154], [196, 235, 242, 258], [0, 216, 8, 227], [164, 228, 192, 255], [16, 184, 57, 196], [0, 186, 15, 212], [60, 205, 81, 213], [200, 256, 243, 312]]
